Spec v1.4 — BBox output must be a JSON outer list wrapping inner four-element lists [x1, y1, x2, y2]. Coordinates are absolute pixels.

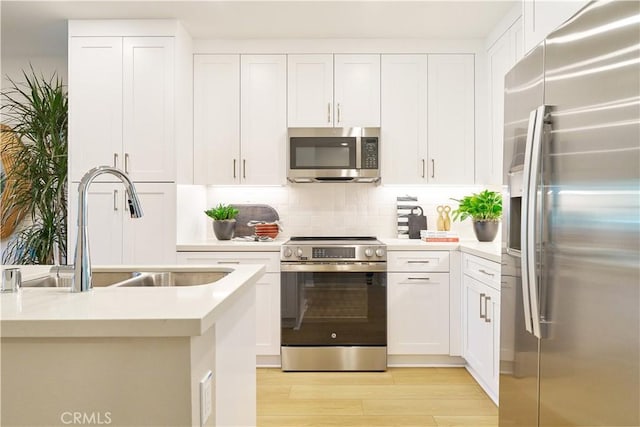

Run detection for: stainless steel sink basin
[[20, 270, 229, 288], [21, 271, 141, 288], [115, 271, 228, 287]]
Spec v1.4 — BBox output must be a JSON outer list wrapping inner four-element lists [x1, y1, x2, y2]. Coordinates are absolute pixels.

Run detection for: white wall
[[1, 55, 67, 90], [177, 184, 500, 243]]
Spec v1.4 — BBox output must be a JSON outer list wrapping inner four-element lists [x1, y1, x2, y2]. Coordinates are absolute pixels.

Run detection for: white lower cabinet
[[67, 182, 176, 265], [462, 253, 501, 402], [176, 251, 281, 360], [387, 251, 451, 356]]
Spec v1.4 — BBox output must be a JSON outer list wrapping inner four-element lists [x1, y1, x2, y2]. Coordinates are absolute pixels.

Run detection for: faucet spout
[[73, 166, 144, 293]]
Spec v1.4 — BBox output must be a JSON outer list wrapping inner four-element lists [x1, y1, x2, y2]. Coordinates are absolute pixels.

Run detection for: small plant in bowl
[[451, 190, 503, 242], [205, 204, 239, 240]]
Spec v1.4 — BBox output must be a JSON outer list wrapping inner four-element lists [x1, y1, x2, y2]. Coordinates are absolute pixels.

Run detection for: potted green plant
[[451, 189, 503, 242], [1, 67, 68, 264], [205, 203, 239, 240]]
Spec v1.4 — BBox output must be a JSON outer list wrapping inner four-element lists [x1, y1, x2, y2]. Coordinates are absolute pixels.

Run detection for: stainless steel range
[[280, 236, 387, 371]]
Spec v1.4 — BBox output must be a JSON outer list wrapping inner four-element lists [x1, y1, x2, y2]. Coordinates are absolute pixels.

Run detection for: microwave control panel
[[362, 138, 379, 169]]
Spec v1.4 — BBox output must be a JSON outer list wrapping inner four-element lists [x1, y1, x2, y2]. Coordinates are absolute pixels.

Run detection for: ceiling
[[1, 1, 516, 57]]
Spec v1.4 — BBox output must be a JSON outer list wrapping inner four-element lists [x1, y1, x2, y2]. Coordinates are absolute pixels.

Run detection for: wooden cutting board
[[230, 204, 280, 236]]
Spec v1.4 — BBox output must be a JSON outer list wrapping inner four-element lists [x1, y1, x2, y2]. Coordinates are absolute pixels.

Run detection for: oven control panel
[[281, 245, 386, 262]]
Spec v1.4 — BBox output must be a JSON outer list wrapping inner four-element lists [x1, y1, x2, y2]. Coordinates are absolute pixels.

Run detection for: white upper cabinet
[[193, 55, 240, 185], [287, 54, 334, 127], [381, 54, 475, 184], [523, 0, 589, 54], [381, 54, 428, 184], [240, 55, 287, 185], [287, 54, 380, 128], [334, 54, 381, 128], [122, 37, 175, 182], [427, 54, 475, 184], [69, 35, 175, 182], [193, 54, 286, 185], [482, 18, 523, 186], [68, 37, 123, 182]]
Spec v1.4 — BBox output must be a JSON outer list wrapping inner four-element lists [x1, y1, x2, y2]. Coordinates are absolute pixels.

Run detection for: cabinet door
[[463, 275, 499, 397], [334, 54, 381, 127], [67, 183, 123, 265], [175, 252, 281, 357], [287, 54, 334, 127], [482, 18, 523, 186], [388, 272, 450, 354], [255, 272, 281, 356], [523, 1, 588, 54], [68, 37, 123, 182], [240, 55, 287, 185], [193, 54, 240, 184], [121, 183, 176, 265], [427, 54, 475, 184], [381, 54, 428, 184], [123, 37, 175, 182]]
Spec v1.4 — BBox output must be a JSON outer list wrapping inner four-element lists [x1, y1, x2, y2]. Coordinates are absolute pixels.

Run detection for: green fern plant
[[1, 67, 68, 264]]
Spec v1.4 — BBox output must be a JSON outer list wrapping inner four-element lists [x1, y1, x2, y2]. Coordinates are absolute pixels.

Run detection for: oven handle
[[280, 262, 387, 273]]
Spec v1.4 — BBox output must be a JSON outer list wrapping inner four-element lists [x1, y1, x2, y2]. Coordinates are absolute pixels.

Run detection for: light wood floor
[[257, 367, 498, 427]]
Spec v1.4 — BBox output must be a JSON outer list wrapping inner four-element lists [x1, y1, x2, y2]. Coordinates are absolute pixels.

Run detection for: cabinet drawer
[[176, 251, 280, 273], [463, 253, 500, 290], [388, 251, 450, 272]]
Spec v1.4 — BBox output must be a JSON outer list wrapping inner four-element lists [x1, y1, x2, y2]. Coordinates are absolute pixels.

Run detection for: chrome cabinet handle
[[479, 293, 486, 319], [233, 159, 237, 179], [113, 153, 118, 168], [243, 159, 246, 179], [328, 102, 331, 123], [113, 190, 118, 211], [217, 261, 240, 264], [485, 296, 492, 323], [421, 159, 425, 178], [407, 277, 430, 281], [479, 269, 495, 277], [431, 159, 435, 178], [408, 260, 430, 264], [124, 153, 130, 174], [337, 103, 341, 123]]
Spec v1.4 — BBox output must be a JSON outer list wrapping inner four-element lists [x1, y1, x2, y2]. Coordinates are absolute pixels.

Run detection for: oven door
[[280, 268, 387, 346]]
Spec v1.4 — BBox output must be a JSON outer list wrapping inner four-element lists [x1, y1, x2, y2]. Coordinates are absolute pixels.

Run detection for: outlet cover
[[200, 370, 213, 426]]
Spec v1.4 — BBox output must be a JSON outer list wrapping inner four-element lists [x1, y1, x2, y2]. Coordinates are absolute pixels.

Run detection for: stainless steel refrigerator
[[500, 1, 639, 426]]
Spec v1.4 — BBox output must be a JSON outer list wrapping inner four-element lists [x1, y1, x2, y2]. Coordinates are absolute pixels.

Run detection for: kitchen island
[[0, 264, 264, 427]]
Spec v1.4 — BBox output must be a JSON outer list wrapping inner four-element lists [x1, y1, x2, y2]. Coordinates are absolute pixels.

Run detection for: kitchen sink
[[114, 271, 228, 287], [20, 270, 228, 288], [20, 271, 141, 288]]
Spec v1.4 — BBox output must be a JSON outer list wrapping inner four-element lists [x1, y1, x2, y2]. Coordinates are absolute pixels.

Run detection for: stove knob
[[283, 248, 293, 258], [296, 248, 304, 257], [375, 248, 385, 257], [364, 248, 374, 257]]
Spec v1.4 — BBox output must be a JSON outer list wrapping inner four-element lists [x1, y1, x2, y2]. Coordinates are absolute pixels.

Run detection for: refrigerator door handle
[[523, 105, 547, 339], [520, 108, 538, 335]]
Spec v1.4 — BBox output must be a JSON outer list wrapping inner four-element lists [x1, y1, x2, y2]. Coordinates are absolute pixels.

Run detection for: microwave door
[[290, 137, 356, 169]]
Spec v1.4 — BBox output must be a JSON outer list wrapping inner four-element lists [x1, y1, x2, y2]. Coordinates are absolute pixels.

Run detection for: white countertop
[[177, 237, 501, 262], [177, 237, 285, 252], [0, 264, 265, 338], [381, 238, 501, 263]]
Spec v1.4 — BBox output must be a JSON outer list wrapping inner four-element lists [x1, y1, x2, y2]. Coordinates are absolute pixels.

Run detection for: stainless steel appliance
[[280, 236, 387, 371], [500, 2, 639, 426], [287, 127, 380, 183]]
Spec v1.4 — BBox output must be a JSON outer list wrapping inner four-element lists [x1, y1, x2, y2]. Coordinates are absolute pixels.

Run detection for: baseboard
[[257, 354, 281, 367], [387, 354, 466, 367], [465, 364, 499, 406]]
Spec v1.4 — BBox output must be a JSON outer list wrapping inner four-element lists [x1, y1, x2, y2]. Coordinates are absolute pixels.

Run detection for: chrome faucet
[[72, 166, 143, 292]]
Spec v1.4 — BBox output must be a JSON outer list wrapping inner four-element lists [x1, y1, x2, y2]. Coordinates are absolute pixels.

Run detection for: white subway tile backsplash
[[176, 183, 493, 241]]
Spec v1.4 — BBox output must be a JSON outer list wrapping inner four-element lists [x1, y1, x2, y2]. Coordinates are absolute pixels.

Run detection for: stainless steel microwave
[[287, 127, 380, 183]]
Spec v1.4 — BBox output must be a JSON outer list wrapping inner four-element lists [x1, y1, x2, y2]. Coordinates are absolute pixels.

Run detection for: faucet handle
[[1, 268, 22, 293]]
